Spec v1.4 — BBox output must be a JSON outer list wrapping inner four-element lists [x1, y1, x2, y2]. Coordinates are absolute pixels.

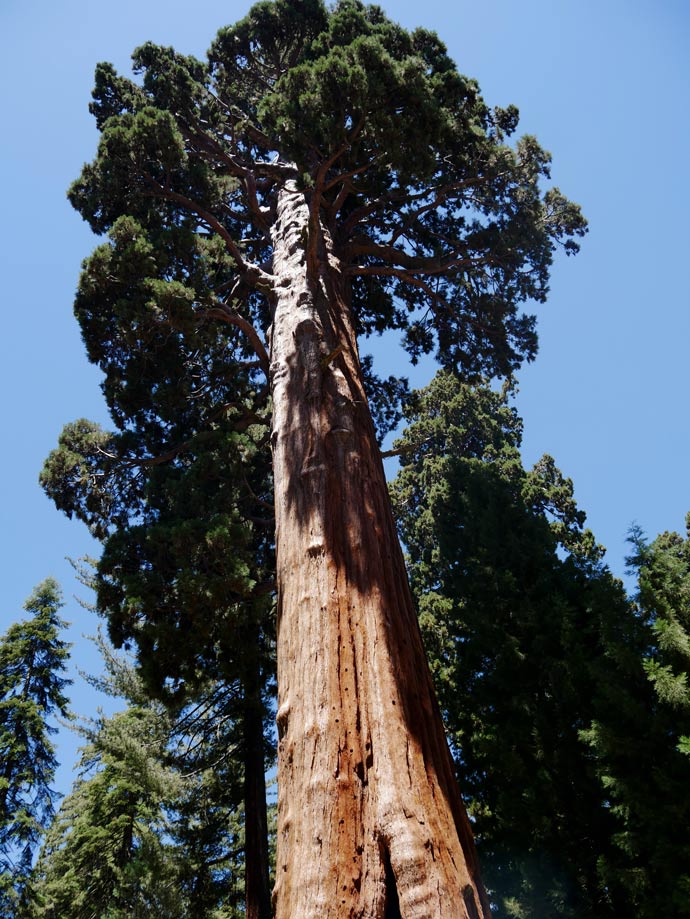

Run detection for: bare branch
[[245, 171, 272, 234], [306, 142, 354, 275], [327, 179, 354, 225], [380, 435, 435, 459]]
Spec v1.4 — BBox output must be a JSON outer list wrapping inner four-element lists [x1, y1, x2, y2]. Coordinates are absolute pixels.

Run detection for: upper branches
[[70, 0, 586, 389]]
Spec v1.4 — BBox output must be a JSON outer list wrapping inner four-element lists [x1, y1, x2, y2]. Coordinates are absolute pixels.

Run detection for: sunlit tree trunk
[[269, 184, 491, 919]]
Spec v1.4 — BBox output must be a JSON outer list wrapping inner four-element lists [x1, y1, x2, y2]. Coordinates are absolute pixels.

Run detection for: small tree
[[29, 705, 185, 919], [45, 2, 586, 914], [29, 639, 252, 919], [0, 580, 71, 916]]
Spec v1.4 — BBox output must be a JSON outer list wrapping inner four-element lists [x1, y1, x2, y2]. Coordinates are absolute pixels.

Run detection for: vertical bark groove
[[383, 846, 403, 919], [270, 182, 491, 918]]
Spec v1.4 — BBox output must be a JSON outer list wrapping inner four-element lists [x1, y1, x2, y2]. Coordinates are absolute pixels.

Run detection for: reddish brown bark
[[269, 183, 491, 919]]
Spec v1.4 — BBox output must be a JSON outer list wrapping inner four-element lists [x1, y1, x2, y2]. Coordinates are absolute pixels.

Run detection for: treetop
[[68, 0, 586, 381]]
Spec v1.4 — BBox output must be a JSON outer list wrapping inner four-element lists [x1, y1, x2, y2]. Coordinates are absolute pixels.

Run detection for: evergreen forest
[[2, 1, 689, 917]]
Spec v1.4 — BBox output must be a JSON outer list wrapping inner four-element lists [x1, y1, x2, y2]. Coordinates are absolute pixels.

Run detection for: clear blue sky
[[1, 0, 689, 792]]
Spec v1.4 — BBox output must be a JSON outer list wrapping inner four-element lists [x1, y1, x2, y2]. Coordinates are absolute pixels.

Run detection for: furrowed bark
[[269, 183, 491, 919]]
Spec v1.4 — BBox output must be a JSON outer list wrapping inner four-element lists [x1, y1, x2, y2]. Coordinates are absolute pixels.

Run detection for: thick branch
[[345, 242, 491, 278], [322, 158, 374, 196], [307, 144, 350, 276], [245, 171, 272, 234], [205, 305, 270, 378], [380, 435, 435, 459], [327, 179, 354, 226], [143, 174, 275, 295]]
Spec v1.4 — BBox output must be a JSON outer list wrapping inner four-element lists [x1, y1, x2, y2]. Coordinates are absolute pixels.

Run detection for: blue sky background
[[1, 0, 689, 792]]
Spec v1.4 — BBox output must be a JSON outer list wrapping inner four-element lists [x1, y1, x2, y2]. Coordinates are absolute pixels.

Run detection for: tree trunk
[[269, 183, 491, 919]]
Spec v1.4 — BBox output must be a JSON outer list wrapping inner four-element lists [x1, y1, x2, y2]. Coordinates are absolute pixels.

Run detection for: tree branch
[[345, 241, 490, 277], [380, 435, 435, 459], [339, 170, 510, 240], [95, 397, 268, 473], [307, 140, 357, 275], [144, 176, 274, 290], [245, 171, 272, 234], [204, 305, 270, 378], [241, 471, 274, 511]]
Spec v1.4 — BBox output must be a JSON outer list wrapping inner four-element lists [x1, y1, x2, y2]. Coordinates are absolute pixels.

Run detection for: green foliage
[[390, 373, 652, 918], [27, 639, 252, 919], [583, 521, 690, 917], [0, 580, 71, 917], [66, 0, 585, 388], [30, 708, 183, 919], [47, 0, 587, 684], [632, 519, 690, 721], [39, 212, 274, 691]]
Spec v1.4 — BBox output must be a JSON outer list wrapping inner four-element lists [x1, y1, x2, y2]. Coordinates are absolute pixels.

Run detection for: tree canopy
[[66, 0, 586, 386], [41, 0, 586, 723]]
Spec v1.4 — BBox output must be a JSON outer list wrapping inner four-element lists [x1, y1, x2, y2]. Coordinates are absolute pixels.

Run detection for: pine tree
[[29, 705, 185, 919], [580, 523, 690, 917], [390, 373, 647, 917], [28, 638, 254, 919], [43, 2, 586, 914], [41, 410, 276, 917], [0, 580, 71, 917]]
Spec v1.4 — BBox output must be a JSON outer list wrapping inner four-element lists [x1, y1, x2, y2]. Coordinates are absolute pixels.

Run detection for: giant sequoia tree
[[46, 1, 585, 915]]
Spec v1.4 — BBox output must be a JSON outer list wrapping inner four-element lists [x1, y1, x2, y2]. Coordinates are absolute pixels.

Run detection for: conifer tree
[[630, 518, 690, 750], [0, 580, 71, 917], [29, 706, 183, 919], [390, 374, 647, 917], [28, 638, 254, 919], [43, 2, 586, 914], [42, 407, 275, 916], [581, 523, 690, 917]]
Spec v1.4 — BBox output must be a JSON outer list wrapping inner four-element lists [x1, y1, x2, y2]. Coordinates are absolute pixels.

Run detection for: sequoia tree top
[[69, 0, 586, 392]]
